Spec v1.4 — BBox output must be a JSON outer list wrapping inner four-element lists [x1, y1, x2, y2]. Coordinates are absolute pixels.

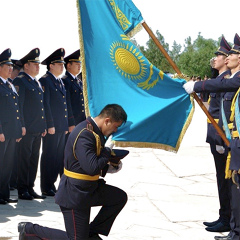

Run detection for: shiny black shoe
[[206, 222, 231, 232], [0, 199, 7, 205], [42, 189, 55, 196], [18, 192, 34, 200], [18, 222, 28, 240], [29, 190, 46, 199], [203, 218, 221, 227], [4, 198, 18, 203], [214, 234, 232, 240]]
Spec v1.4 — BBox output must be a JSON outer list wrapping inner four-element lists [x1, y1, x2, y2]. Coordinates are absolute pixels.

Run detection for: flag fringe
[[115, 95, 195, 153], [127, 22, 143, 39], [76, 0, 90, 117]]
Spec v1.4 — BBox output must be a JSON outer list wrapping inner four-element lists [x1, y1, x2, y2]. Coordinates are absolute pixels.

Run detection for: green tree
[[141, 30, 173, 73], [177, 33, 218, 78]]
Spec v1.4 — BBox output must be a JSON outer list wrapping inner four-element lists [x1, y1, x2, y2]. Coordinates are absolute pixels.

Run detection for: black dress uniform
[[206, 70, 232, 229], [13, 48, 47, 200], [203, 37, 232, 232], [194, 34, 240, 239], [19, 116, 127, 239], [0, 49, 22, 204], [39, 48, 68, 196], [62, 49, 86, 126], [193, 37, 232, 232]]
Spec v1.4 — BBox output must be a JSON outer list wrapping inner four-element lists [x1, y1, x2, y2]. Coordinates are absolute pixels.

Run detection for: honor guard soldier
[[0, 49, 22, 204], [13, 48, 47, 200], [62, 49, 86, 138], [39, 48, 68, 196], [202, 37, 232, 233], [184, 33, 240, 240], [18, 104, 128, 240]]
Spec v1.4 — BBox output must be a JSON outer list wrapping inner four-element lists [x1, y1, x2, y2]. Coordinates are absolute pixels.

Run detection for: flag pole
[[141, 21, 230, 147]]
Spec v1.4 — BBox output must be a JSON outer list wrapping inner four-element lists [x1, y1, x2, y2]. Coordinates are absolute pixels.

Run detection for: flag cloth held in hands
[[77, 0, 194, 152]]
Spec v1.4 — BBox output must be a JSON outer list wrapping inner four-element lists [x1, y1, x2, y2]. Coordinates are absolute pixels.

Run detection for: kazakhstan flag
[[77, 0, 194, 152]]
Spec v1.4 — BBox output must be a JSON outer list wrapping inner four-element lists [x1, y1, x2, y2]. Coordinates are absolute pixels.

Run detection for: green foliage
[[139, 31, 221, 78], [140, 30, 174, 73]]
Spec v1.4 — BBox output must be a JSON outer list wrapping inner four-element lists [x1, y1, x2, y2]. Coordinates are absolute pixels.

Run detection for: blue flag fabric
[[77, 0, 194, 152]]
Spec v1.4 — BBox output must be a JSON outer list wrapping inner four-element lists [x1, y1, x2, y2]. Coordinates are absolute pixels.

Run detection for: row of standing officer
[[0, 47, 86, 204], [184, 33, 240, 240]]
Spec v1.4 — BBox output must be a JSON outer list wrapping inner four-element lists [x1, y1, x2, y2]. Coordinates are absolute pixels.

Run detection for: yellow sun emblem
[[110, 41, 147, 80]]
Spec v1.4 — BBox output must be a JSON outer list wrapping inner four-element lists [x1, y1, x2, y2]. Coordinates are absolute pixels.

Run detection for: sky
[[1, 0, 239, 77]]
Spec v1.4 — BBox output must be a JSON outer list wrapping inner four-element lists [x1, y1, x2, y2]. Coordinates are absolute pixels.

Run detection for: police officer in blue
[[13, 48, 47, 200], [0, 49, 22, 204], [18, 104, 128, 240], [39, 48, 69, 196], [9, 59, 22, 190], [184, 33, 240, 240], [62, 49, 86, 136]]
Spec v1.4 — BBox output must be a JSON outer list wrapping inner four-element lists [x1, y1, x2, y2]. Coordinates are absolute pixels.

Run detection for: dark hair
[[99, 104, 127, 123], [13, 65, 21, 71]]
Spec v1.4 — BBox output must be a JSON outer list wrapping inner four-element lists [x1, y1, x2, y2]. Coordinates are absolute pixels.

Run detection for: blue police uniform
[[9, 59, 22, 190], [0, 48, 22, 204], [39, 48, 68, 196], [62, 71, 85, 126], [62, 49, 85, 127], [18, 116, 128, 239], [13, 48, 47, 200]]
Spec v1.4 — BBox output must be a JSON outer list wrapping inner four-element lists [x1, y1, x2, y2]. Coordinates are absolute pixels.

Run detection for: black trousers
[[24, 184, 127, 240], [0, 138, 16, 199], [229, 175, 240, 240], [210, 144, 231, 223], [40, 132, 65, 193], [17, 133, 41, 194], [10, 142, 20, 188]]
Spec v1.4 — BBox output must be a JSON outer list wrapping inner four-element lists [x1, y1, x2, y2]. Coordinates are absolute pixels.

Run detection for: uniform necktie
[[58, 79, 63, 90]]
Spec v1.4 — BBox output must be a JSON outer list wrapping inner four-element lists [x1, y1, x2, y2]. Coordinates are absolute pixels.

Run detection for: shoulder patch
[[15, 86, 19, 92], [224, 74, 231, 79], [42, 74, 49, 78], [62, 75, 67, 79], [18, 74, 25, 79]]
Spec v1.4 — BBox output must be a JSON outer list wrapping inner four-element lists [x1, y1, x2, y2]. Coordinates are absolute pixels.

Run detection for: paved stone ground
[[0, 104, 229, 239]]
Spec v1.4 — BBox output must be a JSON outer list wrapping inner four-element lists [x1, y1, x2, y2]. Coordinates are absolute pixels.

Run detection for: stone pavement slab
[[0, 104, 229, 239]]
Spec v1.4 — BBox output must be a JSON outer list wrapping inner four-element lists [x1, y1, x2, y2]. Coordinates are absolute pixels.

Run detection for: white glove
[[183, 81, 195, 94], [107, 161, 122, 174], [216, 145, 225, 154], [105, 135, 114, 150]]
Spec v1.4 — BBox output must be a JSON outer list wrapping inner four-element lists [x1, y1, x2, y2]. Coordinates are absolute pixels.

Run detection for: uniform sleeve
[[194, 77, 240, 93], [62, 78, 75, 127], [13, 78, 25, 128], [75, 130, 110, 176], [39, 77, 54, 129]]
